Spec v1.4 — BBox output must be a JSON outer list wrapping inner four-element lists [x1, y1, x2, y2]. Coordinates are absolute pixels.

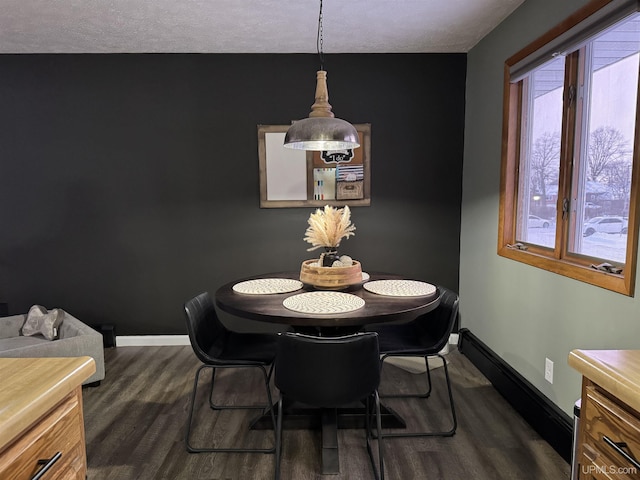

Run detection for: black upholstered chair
[[274, 332, 385, 480], [367, 286, 459, 438], [184, 292, 277, 453]]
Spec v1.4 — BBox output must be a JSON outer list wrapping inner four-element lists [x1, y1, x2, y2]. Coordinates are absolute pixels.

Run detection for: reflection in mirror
[[264, 131, 307, 201]]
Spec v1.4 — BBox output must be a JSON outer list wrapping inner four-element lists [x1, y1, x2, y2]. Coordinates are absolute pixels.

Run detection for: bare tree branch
[[588, 126, 630, 182], [530, 131, 560, 199]]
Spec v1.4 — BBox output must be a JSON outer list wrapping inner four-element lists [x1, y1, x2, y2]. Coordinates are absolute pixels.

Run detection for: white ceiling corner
[[0, 0, 526, 54]]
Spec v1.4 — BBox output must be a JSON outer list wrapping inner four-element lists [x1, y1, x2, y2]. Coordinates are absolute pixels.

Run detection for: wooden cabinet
[[569, 350, 640, 480], [0, 357, 95, 480]]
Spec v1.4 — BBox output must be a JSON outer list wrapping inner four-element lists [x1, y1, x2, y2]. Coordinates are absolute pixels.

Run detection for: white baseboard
[[115, 333, 460, 348], [387, 334, 458, 373], [116, 335, 190, 347]]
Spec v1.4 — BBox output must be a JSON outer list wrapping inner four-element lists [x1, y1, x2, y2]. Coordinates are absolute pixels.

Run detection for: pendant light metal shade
[[284, 70, 360, 151], [284, 117, 359, 151]]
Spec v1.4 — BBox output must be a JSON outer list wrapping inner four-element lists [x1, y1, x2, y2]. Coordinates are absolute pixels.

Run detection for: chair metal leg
[[379, 354, 433, 399], [365, 391, 385, 480], [209, 363, 275, 410], [185, 363, 277, 454], [274, 398, 284, 480], [382, 353, 457, 438], [185, 364, 207, 453]]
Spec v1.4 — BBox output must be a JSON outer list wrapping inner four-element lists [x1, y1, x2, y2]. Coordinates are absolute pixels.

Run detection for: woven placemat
[[283, 291, 365, 314], [363, 280, 436, 297], [232, 278, 303, 295]]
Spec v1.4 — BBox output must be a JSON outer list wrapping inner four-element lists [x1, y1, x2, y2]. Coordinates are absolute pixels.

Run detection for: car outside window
[[498, 1, 640, 295]]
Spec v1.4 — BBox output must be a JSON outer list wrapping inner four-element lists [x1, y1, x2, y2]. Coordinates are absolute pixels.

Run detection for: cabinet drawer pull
[[603, 435, 640, 470], [31, 452, 62, 480]]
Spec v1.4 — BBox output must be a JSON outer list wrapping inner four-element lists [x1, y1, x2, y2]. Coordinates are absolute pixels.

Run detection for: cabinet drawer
[[581, 444, 636, 479], [0, 391, 85, 480], [581, 386, 640, 479]]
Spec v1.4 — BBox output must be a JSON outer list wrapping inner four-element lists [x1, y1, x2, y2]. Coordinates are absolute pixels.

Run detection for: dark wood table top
[[215, 271, 441, 328]]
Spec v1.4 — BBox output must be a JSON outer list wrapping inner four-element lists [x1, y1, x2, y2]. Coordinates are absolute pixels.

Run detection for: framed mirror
[[258, 124, 371, 208]]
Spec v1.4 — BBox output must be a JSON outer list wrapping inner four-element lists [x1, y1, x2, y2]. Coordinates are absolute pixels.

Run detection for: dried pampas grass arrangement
[[304, 205, 356, 251]]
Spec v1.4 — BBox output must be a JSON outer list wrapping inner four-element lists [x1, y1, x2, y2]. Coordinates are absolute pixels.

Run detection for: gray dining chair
[[367, 286, 458, 438], [184, 292, 277, 454], [274, 331, 385, 480]]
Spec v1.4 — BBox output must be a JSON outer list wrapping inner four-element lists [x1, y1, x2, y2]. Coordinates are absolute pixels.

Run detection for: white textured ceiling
[[0, 0, 525, 54]]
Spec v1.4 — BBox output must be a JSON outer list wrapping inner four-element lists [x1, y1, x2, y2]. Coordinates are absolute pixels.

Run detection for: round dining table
[[214, 270, 442, 475], [215, 271, 441, 333]]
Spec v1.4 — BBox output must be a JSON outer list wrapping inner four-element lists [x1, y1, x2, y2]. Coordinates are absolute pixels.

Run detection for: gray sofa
[[0, 311, 105, 385]]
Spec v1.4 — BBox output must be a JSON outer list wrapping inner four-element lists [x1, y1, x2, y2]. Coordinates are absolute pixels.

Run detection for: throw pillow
[[22, 305, 65, 340]]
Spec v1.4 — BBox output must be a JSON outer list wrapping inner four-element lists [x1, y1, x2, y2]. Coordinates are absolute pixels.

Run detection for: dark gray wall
[[0, 53, 466, 335]]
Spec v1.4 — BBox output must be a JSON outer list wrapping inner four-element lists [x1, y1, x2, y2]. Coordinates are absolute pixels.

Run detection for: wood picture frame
[[258, 123, 371, 208]]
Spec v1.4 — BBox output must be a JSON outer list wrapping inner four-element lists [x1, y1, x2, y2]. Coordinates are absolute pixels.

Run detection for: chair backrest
[[184, 292, 230, 364], [414, 286, 460, 353], [274, 332, 380, 408]]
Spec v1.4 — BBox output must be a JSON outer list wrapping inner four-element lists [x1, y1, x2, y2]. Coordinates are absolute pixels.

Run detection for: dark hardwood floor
[[82, 346, 570, 479]]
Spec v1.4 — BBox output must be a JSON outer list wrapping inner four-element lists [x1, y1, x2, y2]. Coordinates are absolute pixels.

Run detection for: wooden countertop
[[0, 356, 96, 453], [568, 349, 640, 413]]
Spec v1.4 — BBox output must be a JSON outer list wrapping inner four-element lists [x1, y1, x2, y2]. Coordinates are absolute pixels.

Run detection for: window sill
[[497, 245, 631, 296]]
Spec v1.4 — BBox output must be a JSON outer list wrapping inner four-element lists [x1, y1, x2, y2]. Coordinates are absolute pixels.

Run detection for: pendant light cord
[[317, 0, 325, 71]]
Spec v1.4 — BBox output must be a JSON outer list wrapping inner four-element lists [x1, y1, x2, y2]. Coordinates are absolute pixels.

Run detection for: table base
[[251, 402, 405, 475]]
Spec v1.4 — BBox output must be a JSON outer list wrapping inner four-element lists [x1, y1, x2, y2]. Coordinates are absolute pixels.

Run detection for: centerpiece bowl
[[300, 259, 363, 290]]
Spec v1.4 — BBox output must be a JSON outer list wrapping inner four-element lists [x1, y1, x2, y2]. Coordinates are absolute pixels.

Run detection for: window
[[498, 0, 640, 295]]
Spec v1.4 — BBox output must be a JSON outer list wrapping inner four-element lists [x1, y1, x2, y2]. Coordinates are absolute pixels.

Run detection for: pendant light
[[283, 0, 360, 151]]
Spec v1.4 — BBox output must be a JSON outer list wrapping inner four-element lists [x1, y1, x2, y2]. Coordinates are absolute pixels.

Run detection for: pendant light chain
[[283, 0, 360, 151], [317, 0, 325, 71]]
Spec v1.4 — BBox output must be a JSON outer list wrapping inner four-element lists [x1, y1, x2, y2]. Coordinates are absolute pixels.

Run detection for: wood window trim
[[497, 0, 640, 296]]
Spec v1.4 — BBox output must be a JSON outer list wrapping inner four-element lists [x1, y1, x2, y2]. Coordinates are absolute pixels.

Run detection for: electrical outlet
[[545, 358, 554, 384]]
